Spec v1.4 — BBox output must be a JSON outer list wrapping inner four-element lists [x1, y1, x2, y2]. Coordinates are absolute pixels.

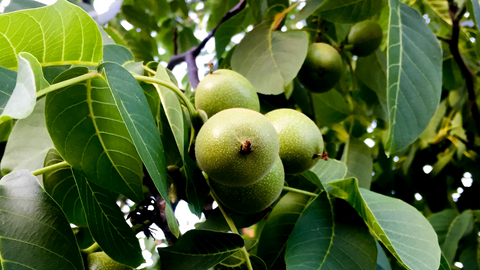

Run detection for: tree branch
[[448, 3, 480, 136], [167, 0, 247, 88], [173, 26, 178, 55]]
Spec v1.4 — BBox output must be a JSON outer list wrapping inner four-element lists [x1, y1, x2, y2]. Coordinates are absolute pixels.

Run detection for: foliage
[[0, 0, 479, 269]]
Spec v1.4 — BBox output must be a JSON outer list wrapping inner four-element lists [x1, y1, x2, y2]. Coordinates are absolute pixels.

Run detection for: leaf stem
[[322, 32, 338, 48], [133, 74, 198, 119], [143, 65, 156, 75], [81, 242, 100, 254], [209, 190, 253, 270], [282, 186, 318, 197], [31, 161, 70, 176], [36, 71, 99, 98]]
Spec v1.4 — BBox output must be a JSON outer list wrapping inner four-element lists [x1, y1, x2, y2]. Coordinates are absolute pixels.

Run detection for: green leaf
[[21, 52, 50, 91], [0, 98, 53, 175], [438, 253, 452, 270], [141, 81, 162, 120], [104, 17, 153, 62], [247, 0, 267, 23], [311, 90, 351, 127], [285, 191, 377, 270], [73, 226, 95, 250], [419, 100, 447, 148], [356, 49, 387, 116], [376, 241, 392, 270], [0, 67, 16, 114], [460, 245, 480, 270], [103, 44, 136, 65], [427, 209, 459, 245], [431, 145, 456, 176], [43, 148, 86, 226], [159, 105, 183, 166], [256, 192, 311, 269], [470, 0, 480, 58], [231, 20, 308, 95], [154, 64, 209, 217], [0, 0, 102, 69], [294, 0, 325, 23], [298, 170, 325, 190], [157, 230, 244, 270], [217, 255, 267, 270], [196, 208, 269, 232], [441, 210, 473, 264], [0, 170, 84, 270], [341, 137, 373, 189], [183, 155, 210, 217], [328, 178, 441, 270], [317, 0, 386, 23], [424, 0, 452, 25], [72, 169, 143, 267], [385, 1, 443, 155], [44, 66, 144, 203], [0, 67, 16, 140], [0, 117, 13, 142], [309, 158, 347, 186], [219, 251, 246, 268], [99, 62, 180, 237], [1, 53, 40, 120], [3, 0, 45, 13], [102, 44, 143, 75], [207, 0, 240, 31], [219, 240, 260, 268], [155, 66, 185, 160], [43, 65, 71, 84]]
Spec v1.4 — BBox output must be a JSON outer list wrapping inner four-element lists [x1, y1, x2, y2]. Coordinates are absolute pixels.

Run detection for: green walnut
[[265, 108, 324, 174], [298, 42, 344, 93], [347, 20, 383, 57], [87, 252, 132, 270], [195, 108, 279, 187], [210, 156, 284, 214], [195, 69, 260, 117]]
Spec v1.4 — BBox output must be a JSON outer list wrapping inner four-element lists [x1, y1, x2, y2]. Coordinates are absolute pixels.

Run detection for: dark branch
[[173, 26, 178, 55], [167, 0, 247, 88], [448, 3, 480, 136]]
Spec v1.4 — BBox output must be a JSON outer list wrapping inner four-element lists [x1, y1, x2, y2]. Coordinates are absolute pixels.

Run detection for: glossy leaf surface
[[157, 230, 244, 270], [99, 62, 179, 237], [232, 20, 308, 95], [285, 192, 377, 270], [328, 178, 441, 270], [72, 169, 143, 267], [45, 67, 144, 202], [1, 98, 53, 175], [385, 0, 442, 155], [43, 148, 86, 226], [0, 0, 102, 68], [0, 170, 84, 270]]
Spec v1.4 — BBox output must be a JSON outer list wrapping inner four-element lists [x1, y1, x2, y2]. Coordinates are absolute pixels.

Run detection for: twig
[[166, 0, 247, 88], [448, 3, 480, 136], [173, 26, 178, 55]]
